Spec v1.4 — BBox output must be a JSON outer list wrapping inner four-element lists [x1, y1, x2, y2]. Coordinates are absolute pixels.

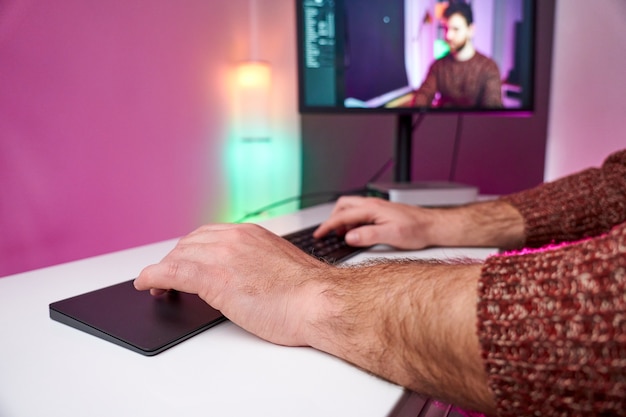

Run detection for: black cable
[[448, 114, 464, 182], [367, 157, 393, 184], [234, 187, 370, 224], [243, 112, 456, 221], [234, 155, 394, 223], [235, 115, 434, 224], [234, 191, 340, 223]]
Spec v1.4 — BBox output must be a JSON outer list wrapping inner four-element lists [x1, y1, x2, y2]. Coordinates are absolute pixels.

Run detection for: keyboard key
[[282, 224, 365, 264]]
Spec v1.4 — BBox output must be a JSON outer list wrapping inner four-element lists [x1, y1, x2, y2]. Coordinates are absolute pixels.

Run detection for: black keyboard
[[282, 224, 365, 264]]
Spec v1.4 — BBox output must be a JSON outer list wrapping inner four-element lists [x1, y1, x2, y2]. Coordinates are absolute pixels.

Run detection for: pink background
[[1, 0, 298, 276], [1, 0, 625, 277]]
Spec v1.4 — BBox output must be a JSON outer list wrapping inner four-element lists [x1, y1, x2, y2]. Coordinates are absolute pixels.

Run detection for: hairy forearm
[[428, 199, 525, 250], [307, 259, 496, 415]]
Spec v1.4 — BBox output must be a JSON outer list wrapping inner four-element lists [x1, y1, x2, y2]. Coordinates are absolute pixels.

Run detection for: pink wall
[[4, 0, 622, 278], [0, 0, 298, 277]]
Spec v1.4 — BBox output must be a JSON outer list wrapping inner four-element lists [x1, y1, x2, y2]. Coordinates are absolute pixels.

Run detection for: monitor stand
[[367, 114, 478, 206]]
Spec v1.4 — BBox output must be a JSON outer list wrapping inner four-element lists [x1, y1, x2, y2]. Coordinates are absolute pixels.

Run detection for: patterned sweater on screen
[[412, 51, 503, 108]]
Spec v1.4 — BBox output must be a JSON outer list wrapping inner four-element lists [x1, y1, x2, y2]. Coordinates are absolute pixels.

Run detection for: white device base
[[368, 181, 479, 206]]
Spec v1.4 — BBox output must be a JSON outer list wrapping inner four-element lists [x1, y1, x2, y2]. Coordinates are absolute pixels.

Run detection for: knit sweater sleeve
[[477, 149, 626, 416], [478, 222, 626, 416], [501, 149, 626, 248]]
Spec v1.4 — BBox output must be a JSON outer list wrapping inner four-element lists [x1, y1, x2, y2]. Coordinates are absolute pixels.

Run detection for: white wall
[[545, 0, 626, 180]]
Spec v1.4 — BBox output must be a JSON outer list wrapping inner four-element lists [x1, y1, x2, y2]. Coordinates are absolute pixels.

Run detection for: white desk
[[0, 203, 496, 417]]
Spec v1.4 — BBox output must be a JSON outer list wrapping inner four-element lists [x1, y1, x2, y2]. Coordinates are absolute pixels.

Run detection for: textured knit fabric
[[478, 149, 626, 416], [411, 51, 502, 108], [502, 150, 626, 248]]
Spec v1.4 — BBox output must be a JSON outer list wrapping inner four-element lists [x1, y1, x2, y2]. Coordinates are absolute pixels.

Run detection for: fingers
[[133, 226, 233, 295], [134, 264, 166, 292], [314, 196, 383, 238], [343, 225, 374, 247], [132, 221, 331, 347], [314, 196, 432, 249], [149, 288, 168, 297], [134, 260, 195, 294], [133, 223, 293, 300]]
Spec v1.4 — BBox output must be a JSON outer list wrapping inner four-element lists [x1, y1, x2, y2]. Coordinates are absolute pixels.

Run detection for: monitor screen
[[296, 0, 536, 114]]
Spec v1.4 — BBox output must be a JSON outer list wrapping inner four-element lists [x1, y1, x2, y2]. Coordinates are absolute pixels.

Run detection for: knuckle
[[237, 222, 266, 239], [166, 261, 181, 280]]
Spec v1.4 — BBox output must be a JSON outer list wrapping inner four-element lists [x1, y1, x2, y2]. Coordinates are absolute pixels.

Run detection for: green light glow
[[434, 39, 450, 60], [223, 128, 301, 224], [218, 62, 301, 224]]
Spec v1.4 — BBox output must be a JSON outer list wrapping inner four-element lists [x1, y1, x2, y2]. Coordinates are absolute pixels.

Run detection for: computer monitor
[[296, 0, 537, 182]]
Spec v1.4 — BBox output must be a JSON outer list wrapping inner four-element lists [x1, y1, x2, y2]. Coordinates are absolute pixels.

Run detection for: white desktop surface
[[0, 203, 496, 417]]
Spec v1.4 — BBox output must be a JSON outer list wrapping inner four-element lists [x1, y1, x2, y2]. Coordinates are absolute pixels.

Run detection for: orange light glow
[[236, 61, 271, 89], [434, 2, 449, 20]]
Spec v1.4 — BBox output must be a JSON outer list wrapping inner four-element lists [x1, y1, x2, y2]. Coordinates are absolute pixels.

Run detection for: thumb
[[345, 225, 381, 247]]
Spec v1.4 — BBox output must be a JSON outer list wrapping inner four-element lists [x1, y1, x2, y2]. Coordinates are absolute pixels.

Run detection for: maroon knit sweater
[[478, 149, 626, 416], [412, 51, 503, 108]]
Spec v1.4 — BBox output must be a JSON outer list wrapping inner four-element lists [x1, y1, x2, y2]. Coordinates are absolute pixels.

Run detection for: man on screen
[[407, 2, 503, 108]]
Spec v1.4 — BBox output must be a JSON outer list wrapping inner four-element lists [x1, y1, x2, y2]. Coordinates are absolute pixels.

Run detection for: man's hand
[[314, 196, 525, 250], [134, 223, 335, 347], [134, 220, 496, 414], [313, 196, 441, 249]]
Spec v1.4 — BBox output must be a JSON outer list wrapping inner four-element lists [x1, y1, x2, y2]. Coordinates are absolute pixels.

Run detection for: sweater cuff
[[477, 225, 626, 416], [501, 167, 608, 248]]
